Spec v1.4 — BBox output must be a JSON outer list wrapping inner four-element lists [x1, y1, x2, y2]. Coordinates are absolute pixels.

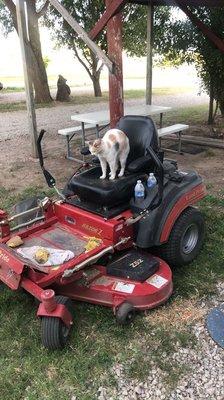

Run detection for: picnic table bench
[[58, 123, 106, 161], [158, 123, 189, 154]]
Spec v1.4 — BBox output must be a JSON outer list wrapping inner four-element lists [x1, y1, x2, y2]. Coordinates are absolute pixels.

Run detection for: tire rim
[[181, 224, 199, 254]]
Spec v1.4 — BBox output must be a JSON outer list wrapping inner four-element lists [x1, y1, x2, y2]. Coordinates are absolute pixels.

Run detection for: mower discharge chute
[[0, 116, 206, 350]]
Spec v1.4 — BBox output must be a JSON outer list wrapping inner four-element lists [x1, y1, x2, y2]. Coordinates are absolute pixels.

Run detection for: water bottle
[[134, 180, 145, 203], [147, 172, 157, 189]]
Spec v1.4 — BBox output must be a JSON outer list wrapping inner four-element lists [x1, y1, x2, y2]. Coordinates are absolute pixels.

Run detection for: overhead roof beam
[[177, 2, 224, 53], [89, 0, 127, 40], [129, 0, 224, 6], [48, 0, 114, 73]]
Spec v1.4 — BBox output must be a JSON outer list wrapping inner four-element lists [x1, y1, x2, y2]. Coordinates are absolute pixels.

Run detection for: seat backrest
[[116, 115, 159, 164]]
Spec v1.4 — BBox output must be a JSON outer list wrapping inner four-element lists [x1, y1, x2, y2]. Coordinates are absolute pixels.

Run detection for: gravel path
[[97, 287, 224, 400], [0, 91, 209, 141]]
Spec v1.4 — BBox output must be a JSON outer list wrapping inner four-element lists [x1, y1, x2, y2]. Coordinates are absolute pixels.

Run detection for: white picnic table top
[[71, 105, 172, 125]]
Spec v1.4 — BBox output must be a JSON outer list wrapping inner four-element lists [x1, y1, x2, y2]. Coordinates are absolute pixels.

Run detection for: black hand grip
[[81, 146, 91, 156], [37, 129, 46, 169]]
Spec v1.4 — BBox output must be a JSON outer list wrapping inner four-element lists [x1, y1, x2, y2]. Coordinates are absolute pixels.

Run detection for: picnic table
[[71, 104, 172, 146]]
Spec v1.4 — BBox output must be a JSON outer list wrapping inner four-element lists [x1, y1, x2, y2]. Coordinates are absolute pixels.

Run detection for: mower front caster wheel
[[158, 206, 205, 268], [41, 296, 74, 350], [115, 302, 135, 325]]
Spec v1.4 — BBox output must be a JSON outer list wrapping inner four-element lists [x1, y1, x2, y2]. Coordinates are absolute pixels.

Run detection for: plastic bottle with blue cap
[[147, 172, 157, 189], [134, 180, 145, 204]]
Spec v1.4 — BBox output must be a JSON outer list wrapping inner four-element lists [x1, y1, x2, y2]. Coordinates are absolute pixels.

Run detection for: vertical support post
[[146, 2, 154, 105], [16, 0, 38, 158], [106, 0, 124, 128]]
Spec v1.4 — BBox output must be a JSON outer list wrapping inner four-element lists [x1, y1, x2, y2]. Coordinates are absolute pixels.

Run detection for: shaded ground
[[0, 94, 224, 400], [0, 90, 223, 195], [0, 127, 223, 198]]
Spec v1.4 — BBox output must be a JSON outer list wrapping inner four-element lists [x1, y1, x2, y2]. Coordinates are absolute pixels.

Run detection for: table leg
[[160, 113, 163, 129], [66, 136, 72, 159], [81, 122, 86, 147], [96, 124, 100, 138], [177, 131, 182, 154]]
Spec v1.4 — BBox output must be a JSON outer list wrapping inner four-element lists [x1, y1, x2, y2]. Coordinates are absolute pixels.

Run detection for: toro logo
[[0, 250, 9, 263], [129, 258, 144, 269]]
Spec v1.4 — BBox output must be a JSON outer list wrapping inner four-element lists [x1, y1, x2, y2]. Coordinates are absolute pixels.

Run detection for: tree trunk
[[26, 2, 52, 103], [92, 74, 102, 97], [5, 0, 52, 103], [208, 84, 214, 125], [90, 51, 102, 97], [219, 100, 224, 117]]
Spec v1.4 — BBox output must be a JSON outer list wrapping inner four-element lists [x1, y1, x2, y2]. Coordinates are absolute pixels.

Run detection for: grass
[[157, 104, 209, 127], [0, 186, 224, 399], [0, 86, 193, 113], [1, 87, 25, 93]]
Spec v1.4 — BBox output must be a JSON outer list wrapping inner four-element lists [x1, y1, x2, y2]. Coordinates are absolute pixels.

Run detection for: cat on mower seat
[[64, 115, 170, 210]]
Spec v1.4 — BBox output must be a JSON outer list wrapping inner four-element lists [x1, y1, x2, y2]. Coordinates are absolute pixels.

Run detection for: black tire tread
[[116, 302, 135, 325], [158, 207, 205, 267], [41, 295, 74, 350]]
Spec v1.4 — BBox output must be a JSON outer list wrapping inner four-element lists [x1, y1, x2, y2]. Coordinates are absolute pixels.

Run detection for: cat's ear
[[94, 139, 101, 147]]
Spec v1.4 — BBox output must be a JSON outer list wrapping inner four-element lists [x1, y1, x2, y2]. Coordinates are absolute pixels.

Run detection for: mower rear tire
[[115, 302, 135, 325], [41, 296, 74, 350], [157, 207, 205, 267]]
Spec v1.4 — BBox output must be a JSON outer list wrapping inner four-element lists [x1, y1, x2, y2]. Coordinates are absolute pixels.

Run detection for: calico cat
[[88, 129, 130, 180]]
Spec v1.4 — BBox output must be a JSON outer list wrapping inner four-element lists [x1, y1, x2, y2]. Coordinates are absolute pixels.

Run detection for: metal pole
[[146, 2, 154, 105], [106, 0, 124, 128], [16, 0, 38, 158]]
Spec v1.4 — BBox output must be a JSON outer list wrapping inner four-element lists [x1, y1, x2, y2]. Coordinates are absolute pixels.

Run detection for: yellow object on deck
[[84, 237, 102, 252], [34, 248, 50, 264], [7, 236, 23, 248]]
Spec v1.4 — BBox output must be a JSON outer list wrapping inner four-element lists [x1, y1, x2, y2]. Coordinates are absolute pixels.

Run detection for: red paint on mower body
[[0, 181, 206, 348], [55, 260, 172, 311]]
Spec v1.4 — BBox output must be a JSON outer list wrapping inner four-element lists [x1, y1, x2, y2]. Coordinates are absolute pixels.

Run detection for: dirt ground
[[0, 128, 223, 198], [0, 91, 223, 198]]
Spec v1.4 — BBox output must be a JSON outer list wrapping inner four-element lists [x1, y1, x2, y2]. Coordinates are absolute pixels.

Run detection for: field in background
[[0, 74, 197, 93]]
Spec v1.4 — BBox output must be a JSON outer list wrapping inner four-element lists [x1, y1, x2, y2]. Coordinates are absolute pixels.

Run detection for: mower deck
[[0, 200, 172, 313], [55, 260, 173, 310]]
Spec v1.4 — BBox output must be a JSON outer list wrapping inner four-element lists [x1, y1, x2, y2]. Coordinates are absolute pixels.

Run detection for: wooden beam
[[146, 2, 154, 105], [48, 0, 114, 73], [178, 2, 224, 53], [16, 0, 38, 158], [89, 0, 127, 40], [106, 0, 124, 127]]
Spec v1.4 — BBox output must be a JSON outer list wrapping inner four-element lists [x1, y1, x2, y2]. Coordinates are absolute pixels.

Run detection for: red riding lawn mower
[[0, 116, 206, 349]]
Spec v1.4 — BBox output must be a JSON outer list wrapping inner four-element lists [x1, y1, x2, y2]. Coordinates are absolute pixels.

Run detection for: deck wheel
[[115, 302, 135, 325], [41, 296, 73, 350]]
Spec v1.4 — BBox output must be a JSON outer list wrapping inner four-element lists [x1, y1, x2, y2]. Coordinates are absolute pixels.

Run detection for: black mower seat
[[66, 116, 160, 208], [67, 166, 147, 207]]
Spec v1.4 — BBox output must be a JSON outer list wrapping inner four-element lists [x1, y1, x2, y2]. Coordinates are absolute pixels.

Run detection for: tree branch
[[37, 0, 49, 18], [3, 0, 18, 30], [73, 45, 93, 80], [97, 63, 104, 74]]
